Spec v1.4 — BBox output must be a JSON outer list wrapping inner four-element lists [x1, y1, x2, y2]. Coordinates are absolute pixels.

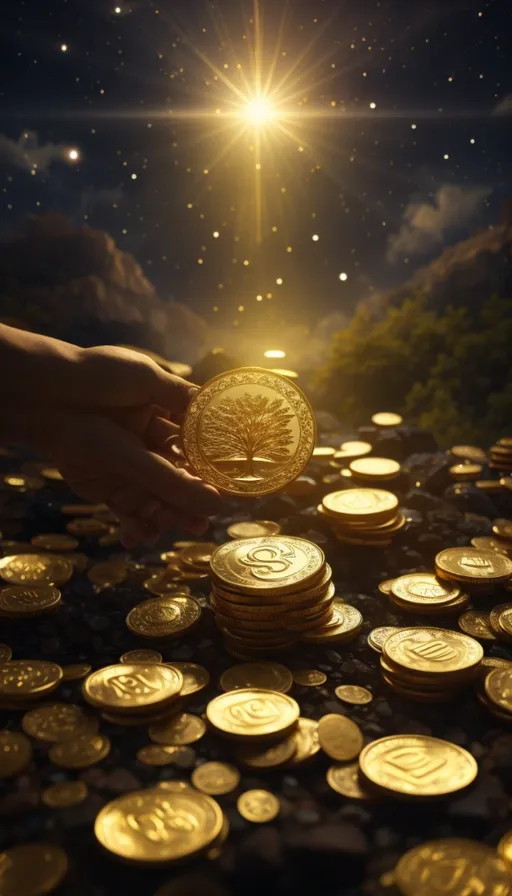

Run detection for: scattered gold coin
[[292, 669, 327, 687], [94, 787, 223, 864], [435, 547, 512, 584], [120, 648, 163, 664], [126, 595, 201, 639], [377, 579, 396, 595], [42, 780, 88, 808], [206, 689, 299, 741], [0, 554, 73, 586], [83, 663, 183, 713], [191, 761, 241, 795], [169, 662, 210, 696], [180, 542, 218, 569], [458, 610, 496, 641], [349, 457, 401, 480], [22, 703, 98, 742], [0, 730, 32, 779], [236, 734, 296, 769], [219, 662, 293, 694], [359, 734, 477, 798], [149, 712, 206, 745], [49, 733, 111, 769], [66, 518, 109, 536], [335, 685, 373, 705], [371, 412, 402, 427], [450, 445, 487, 464], [318, 713, 364, 761], [0, 660, 63, 700], [395, 839, 511, 896], [40, 467, 64, 481], [4, 474, 44, 490], [0, 643, 12, 661], [61, 503, 108, 516], [485, 667, 512, 715], [0, 585, 61, 618], [61, 663, 92, 681], [143, 575, 192, 596], [227, 520, 282, 539], [31, 534, 78, 551], [287, 718, 320, 766], [493, 519, 512, 542], [237, 789, 280, 823], [0, 842, 69, 896], [367, 627, 400, 653], [390, 573, 460, 609], [136, 744, 186, 766], [322, 488, 398, 522], [326, 763, 372, 800]]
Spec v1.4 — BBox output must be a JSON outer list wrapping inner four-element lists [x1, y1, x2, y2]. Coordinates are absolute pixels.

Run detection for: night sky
[[0, 0, 510, 338]]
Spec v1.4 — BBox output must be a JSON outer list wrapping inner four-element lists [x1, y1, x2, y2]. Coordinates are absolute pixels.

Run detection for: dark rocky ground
[[1, 420, 512, 896]]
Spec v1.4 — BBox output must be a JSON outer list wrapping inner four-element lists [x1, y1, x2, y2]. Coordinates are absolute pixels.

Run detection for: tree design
[[202, 392, 295, 477]]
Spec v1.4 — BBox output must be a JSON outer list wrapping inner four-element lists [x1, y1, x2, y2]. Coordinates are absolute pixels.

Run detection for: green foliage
[[317, 295, 512, 447]]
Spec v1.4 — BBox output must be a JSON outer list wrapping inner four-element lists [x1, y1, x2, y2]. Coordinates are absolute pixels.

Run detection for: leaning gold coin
[[326, 763, 372, 800], [61, 663, 92, 681], [318, 713, 363, 761], [137, 744, 186, 766], [458, 610, 496, 641], [287, 718, 320, 766], [396, 839, 511, 896], [182, 367, 316, 496], [359, 735, 477, 798], [120, 648, 163, 664], [293, 669, 327, 687], [95, 787, 223, 864], [191, 761, 241, 795], [0, 585, 61, 618], [367, 627, 400, 653], [87, 561, 127, 587], [42, 781, 88, 808], [0, 730, 32, 779], [0, 660, 63, 700], [30, 534, 78, 551], [126, 595, 201, 639], [485, 668, 512, 714], [219, 661, 293, 693], [149, 712, 206, 745], [0, 842, 69, 896], [335, 685, 373, 705], [206, 689, 299, 741], [22, 703, 99, 742], [83, 663, 183, 713], [435, 547, 512, 583], [49, 733, 111, 769], [237, 789, 280, 823], [169, 662, 210, 696], [227, 520, 282, 539], [0, 554, 72, 586]]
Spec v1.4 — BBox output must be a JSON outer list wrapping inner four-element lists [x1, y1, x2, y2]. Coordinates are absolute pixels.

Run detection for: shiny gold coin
[[458, 610, 496, 641], [395, 839, 512, 896], [293, 669, 327, 687], [120, 648, 163, 664], [191, 761, 241, 795], [0, 585, 61, 618], [87, 561, 127, 586], [206, 689, 299, 741], [0, 660, 63, 700], [493, 519, 512, 542], [22, 703, 98, 742], [155, 780, 192, 792], [359, 734, 477, 798], [40, 467, 64, 481], [498, 830, 512, 871], [180, 542, 218, 568], [219, 661, 292, 694], [383, 627, 483, 677], [0, 730, 32, 778], [83, 663, 183, 713], [435, 547, 512, 583], [61, 663, 92, 681], [485, 667, 512, 714], [211, 536, 325, 596], [334, 441, 373, 462], [377, 579, 395, 595], [4, 473, 44, 490], [227, 520, 281, 539], [65, 517, 109, 536], [475, 480, 505, 493], [449, 463, 483, 480], [0, 842, 69, 896], [49, 733, 111, 768], [367, 626, 401, 653], [481, 657, 512, 672], [95, 787, 223, 864], [390, 574, 460, 609], [313, 446, 336, 459], [318, 713, 363, 761], [286, 718, 320, 766], [41, 781, 88, 808], [30, 534, 78, 551], [502, 477, 512, 490], [302, 603, 363, 644], [322, 488, 398, 522], [169, 662, 210, 696], [450, 445, 487, 463], [269, 367, 299, 379], [0, 554, 72, 586], [236, 734, 296, 769], [237, 789, 280, 823], [0, 643, 12, 662], [326, 763, 372, 800], [149, 712, 206, 745], [126, 595, 201, 639], [349, 457, 401, 480], [371, 411, 402, 427], [137, 744, 186, 766], [143, 575, 192, 596], [490, 602, 512, 639], [471, 535, 512, 557], [182, 367, 316, 496], [335, 684, 373, 705]]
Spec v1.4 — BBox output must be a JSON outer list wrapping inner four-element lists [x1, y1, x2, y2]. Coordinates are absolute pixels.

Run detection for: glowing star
[[242, 96, 276, 126], [68, 148, 79, 161], [339, 272, 348, 281], [60, 44, 68, 52], [264, 350, 286, 359]]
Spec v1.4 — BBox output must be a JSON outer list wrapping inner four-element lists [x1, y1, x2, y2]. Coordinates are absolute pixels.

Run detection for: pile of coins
[[489, 437, 512, 472], [143, 542, 216, 594], [319, 488, 405, 547], [435, 547, 512, 594], [380, 627, 483, 701], [386, 572, 469, 615], [209, 535, 362, 657]]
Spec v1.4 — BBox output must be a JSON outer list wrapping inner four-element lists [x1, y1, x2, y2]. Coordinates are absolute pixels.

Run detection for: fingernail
[[188, 387, 199, 398]]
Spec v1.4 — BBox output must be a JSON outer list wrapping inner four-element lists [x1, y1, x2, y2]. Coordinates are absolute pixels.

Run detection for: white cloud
[[0, 130, 73, 171], [387, 184, 490, 261], [493, 95, 512, 116]]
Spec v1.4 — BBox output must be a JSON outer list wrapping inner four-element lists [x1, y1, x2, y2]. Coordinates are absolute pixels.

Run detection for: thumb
[[149, 367, 199, 416]]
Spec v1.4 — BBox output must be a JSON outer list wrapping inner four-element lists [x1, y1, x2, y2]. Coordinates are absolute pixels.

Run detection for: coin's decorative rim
[[83, 663, 183, 711], [210, 536, 325, 594], [182, 367, 316, 496]]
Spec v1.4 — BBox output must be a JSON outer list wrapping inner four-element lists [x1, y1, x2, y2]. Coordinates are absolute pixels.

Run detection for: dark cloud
[[0, 130, 73, 171]]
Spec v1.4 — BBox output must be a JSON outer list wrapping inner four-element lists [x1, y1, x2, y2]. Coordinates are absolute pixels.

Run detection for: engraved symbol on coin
[[240, 544, 295, 580], [228, 697, 280, 727], [404, 638, 457, 663], [382, 746, 446, 782], [460, 555, 494, 574], [108, 672, 160, 700], [126, 804, 198, 842], [409, 582, 446, 598]]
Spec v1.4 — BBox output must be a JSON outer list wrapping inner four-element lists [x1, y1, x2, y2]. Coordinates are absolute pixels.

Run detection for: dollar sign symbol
[[240, 544, 296, 580]]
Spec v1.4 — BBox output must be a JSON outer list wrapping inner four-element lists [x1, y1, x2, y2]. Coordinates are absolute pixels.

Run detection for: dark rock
[[286, 823, 368, 858]]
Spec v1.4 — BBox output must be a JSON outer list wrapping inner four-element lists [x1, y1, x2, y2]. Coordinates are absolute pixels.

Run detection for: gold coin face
[[371, 412, 402, 427], [143, 575, 192, 597], [458, 611, 496, 641], [126, 596, 201, 638], [335, 684, 373, 705], [390, 574, 460, 607], [227, 520, 281, 539], [0, 585, 61, 617], [206, 689, 299, 740], [149, 712, 206, 745], [368, 626, 400, 653], [237, 789, 280, 823], [435, 547, 512, 582], [0, 644, 12, 662], [485, 668, 512, 713], [191, 761, 241, 795], [0, 843, 69, 896], [287, 718, 320, 766], [219, 662, 292, 693], [0, 554, 72, 586], [180, 543, 218, 568], [30, 534, 78, 551], [326, 763, 372, 800], [22, 703, 99, 742], [0, 730, 32, 779], [318, 713, 363, 762], [0, 660, 63, 698], [182, 368, 316, 496], [322, 488, 398, 520], [83, 663, 183, 711], [42, 781, 88, 808], [137, 745, 185, 766], [349, 457, 401, 479], [292, 669, 327, 687], [211, 537, 325, 594], [94, 787, 223, 863], [62, 663, 92, 681], [49, 733, 111, 769], [120, 649, 163, 664], [383, 628, 483, 676], [169, 662, 210, 696], [359, 735, 477, 798], [396, 839, 512, 896]]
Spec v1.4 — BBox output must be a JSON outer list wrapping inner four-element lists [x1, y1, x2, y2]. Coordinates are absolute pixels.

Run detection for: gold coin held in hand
[[237, 789, 280, 823], [191, 761, 241, 795], [0, 843, 69, 896], [182, 367, 316, 496]]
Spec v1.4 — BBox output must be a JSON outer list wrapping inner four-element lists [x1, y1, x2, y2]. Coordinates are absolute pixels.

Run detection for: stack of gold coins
[[435, 547, 512, 594], [478, 666, 512, 721], [387, 573, 469, 615], [348, 457, 402, 485], [82, 663, 184, 725], [330, 441, 372, 469], [209, 536, 361, 657], [488, 602, 512, 642], [489, 437, 512, 472], [319, 488, 405, 547], [380, 627, 483, 701]]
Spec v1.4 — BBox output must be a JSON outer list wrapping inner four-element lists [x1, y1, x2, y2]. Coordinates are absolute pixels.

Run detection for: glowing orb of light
[[68, 148, 79, 161], [264, 349, 286, 359], [243, 96, 276, 126]]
